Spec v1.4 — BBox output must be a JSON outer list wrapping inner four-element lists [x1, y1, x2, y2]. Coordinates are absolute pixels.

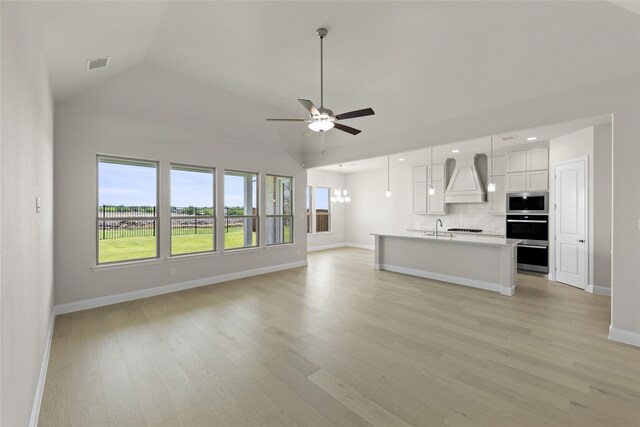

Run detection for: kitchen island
[[371, 232, 521, 295]]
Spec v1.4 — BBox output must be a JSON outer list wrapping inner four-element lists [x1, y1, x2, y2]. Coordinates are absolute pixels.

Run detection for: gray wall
[[54, 64, 307, 305], [1, 2, 55, 425], [593, 123, 612, 288]]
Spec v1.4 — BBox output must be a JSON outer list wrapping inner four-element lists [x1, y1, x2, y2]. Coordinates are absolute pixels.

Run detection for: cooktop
[[447, 228, 483, 233]]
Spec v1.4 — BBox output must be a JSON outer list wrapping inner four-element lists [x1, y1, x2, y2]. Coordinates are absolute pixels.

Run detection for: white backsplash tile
[[412, 203, 505, 234]]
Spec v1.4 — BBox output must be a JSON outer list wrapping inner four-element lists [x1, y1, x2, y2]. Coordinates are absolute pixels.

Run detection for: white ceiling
[[32, 1, 639, 161], [315, 114, 612, 173]]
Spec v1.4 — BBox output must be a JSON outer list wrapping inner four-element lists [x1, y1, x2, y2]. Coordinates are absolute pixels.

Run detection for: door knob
[[577, 239, 585, 243]]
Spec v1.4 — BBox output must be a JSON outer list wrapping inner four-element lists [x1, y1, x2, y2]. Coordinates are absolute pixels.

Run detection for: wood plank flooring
[[39, 248, 640, 426]]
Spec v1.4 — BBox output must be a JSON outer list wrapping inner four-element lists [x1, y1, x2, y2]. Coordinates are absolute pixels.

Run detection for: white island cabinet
[[372, 232, 521, 296]]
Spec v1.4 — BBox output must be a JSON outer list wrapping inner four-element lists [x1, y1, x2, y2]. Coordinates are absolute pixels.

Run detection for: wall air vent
[[501, 135, 518, 141], [86, 57, 110, 70]]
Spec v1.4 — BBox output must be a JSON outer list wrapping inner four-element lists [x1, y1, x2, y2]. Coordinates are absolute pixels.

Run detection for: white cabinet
[[411, 164, 446, 215], [412, 166, 427, 182], [412, 182, 427, 213], [488, 175, 506, 214], [427, 180, 446, 214], [505, 146, 548, 192], [506, 151, 527, 173], [430, 164, 445, 181], [491, 155, 506, 176], [506, 171, 548, 192], [527, 170, 548, 191], [506, 173, 527, 192], [527, 147, 549, 171]]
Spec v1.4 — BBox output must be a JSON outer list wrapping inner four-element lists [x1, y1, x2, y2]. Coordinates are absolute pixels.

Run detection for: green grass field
[[98, 226, 278, 263]]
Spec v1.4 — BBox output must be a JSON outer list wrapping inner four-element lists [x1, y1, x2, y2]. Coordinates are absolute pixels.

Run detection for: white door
[[554, 159, 587, 288]]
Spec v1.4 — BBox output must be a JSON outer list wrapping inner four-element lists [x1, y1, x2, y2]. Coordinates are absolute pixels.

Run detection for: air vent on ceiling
[[86, 57, 110, 70], [501, 135, 518, 141]]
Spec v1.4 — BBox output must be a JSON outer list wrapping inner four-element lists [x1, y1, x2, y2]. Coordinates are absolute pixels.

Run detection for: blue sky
[[98, 162, 253, 208], [316, 187, 329, 209]]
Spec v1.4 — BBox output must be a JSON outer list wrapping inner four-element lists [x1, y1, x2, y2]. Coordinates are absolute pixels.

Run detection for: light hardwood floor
[[40, 248, 640, 426]]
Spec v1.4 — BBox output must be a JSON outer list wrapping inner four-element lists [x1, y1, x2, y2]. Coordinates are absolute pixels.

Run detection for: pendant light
[[385, 155, 392, 197], [330, 164, 351, 203], [428, 146, 435, 195], [488, 136, 496, 192]]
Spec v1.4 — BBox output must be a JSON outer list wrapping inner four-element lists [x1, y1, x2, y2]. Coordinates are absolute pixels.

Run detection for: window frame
[[315, 186, 332, 233], [223, 169, 260, 251], [265, 174, 294, 246], [96, 154, 160, 265], [169, 163, 217, 257], [306, 186, 312, 234]]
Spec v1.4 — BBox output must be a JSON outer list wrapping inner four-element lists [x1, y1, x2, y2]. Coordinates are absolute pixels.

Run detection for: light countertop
[[406, 227, 505, 237], [372, 231, 521, 248]]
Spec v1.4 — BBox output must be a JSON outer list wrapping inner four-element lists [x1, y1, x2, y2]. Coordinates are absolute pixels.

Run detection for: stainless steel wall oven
[[506, 214, 549, 273]]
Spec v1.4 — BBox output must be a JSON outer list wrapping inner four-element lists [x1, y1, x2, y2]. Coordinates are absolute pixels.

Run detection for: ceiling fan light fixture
[[308, 121, 334, 132]]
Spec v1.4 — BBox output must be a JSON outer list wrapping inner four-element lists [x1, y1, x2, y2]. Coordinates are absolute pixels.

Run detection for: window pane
[[266, 216, 293, 245], [224, 171, 258, 249], [98, 157, 157, 263], [171, 165, 215, 255], [316, 187, 330, 233], [266, 175, 293, 246]]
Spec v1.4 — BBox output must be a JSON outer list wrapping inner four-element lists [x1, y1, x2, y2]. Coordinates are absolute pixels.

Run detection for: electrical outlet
[[170, 268, 176, 276]]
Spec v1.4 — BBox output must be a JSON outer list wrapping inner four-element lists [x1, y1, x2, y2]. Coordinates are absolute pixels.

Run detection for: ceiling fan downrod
[[317, 28, 327, 108]]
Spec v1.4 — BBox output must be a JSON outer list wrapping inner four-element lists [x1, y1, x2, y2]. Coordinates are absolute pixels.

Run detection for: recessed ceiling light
[[451, 149, 460, 153], [527, 137, 537, 141], [398, 158, 405, 161]]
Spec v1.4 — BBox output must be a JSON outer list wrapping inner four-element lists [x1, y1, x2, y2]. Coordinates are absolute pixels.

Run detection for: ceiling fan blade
[[266, 118, 307, 121], [335, 108, 375, 121], [333, 122, 362, 135], [298, 99, 320, 116]]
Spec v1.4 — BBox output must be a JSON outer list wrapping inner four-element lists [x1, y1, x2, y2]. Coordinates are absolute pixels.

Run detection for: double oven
[[506, 192, 549, 273]]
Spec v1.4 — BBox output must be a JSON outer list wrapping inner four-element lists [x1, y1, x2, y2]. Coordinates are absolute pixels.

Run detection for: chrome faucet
[[435, 219, 443, 237]]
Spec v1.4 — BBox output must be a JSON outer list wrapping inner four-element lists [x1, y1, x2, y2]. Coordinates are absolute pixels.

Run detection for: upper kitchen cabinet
[[411, 164, 447, 215], [527, 147, 549, 171], [491, 155, 506, 176], [412, 165, 427, 182], [430, 163, 445, 181], [488, 175, 506, 214], [505, 146, 549, 192], [506, 150, 527, 173]]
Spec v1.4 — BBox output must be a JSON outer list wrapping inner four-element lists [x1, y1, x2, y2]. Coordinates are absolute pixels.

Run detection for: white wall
[[593, 123, 612, 289], [549, 125, 612, 290], [54, 64, 307, 306], [306, 169, 347, 250], [1, 2, 55, 425], [345, 166, 414, 248]]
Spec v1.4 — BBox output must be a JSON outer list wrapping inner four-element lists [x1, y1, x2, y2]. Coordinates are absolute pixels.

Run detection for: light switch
[[36, 197, 41, 214]]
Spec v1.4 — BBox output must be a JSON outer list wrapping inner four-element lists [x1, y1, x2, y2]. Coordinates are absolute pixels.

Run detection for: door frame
[[549, 155, 589, 287]]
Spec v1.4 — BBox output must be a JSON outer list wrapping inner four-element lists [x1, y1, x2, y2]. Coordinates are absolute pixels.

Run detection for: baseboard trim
[[609, 325, 640, 347], [586, 284, 611, 296], [345, 243, 375, 251], [54, 260, 308, 315], [307, 243, 346, 252], [376, 263, 514, 296], [30, 312, 55, 427], [308, 243, 375, 252]]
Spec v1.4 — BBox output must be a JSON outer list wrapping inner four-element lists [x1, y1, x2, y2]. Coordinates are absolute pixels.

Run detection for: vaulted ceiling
[[34, 1, 640, 164]]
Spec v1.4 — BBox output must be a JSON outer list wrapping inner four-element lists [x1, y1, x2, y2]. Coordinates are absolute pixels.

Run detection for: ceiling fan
[[267, 28, 375, 136]]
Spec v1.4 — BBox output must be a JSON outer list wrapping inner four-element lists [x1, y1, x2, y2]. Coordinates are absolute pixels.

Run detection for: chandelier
[[331, 164, 351, 203]]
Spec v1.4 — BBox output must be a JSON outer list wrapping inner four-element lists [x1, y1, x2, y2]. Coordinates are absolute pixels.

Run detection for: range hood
[[444, 154, 486, 204]]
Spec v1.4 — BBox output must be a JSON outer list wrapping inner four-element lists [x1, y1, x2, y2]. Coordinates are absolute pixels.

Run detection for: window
[[170, 165, 215, 255], [224, 170, 258, 250], [315, 187, 331, 232], [266, 175, 293, 245], [306, 186, 312, 233], [97, 156, 158, 264]]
